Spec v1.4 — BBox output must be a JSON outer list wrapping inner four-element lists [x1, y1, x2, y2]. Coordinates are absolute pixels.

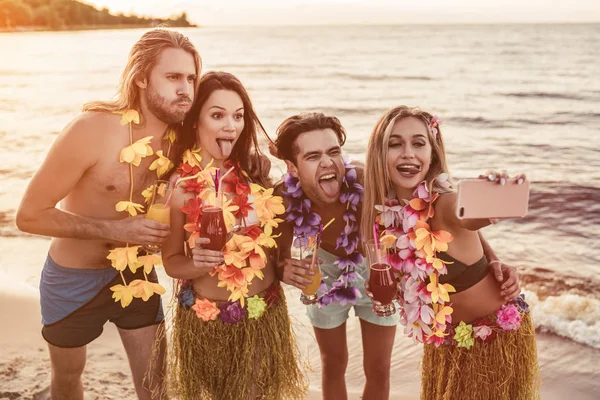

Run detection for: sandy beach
[[0, 290, 414, 400], [0, 240, 598, 399]]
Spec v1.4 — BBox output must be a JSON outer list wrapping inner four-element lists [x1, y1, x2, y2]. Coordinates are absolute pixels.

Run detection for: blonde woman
[[361, 106, 539, 399]]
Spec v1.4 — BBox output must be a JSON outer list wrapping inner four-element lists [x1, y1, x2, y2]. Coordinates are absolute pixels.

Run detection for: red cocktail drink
[[368, 263, 397, 305], [364, 240, 397, 317], [199, 206, 227, 251]]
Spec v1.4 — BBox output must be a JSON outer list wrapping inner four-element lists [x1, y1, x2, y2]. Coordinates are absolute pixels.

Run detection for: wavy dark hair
[[270, 112, 346, 164], [171, 71, 272, 186]]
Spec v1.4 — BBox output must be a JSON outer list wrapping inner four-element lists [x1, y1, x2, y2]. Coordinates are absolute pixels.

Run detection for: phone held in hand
[[456, 178, 530, 219]]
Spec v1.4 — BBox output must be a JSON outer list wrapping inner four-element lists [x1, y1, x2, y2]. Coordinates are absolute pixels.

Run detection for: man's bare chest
[[81, 149, 167, 203]]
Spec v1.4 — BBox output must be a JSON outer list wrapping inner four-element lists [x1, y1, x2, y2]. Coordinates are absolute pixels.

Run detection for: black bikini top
[[437, 253, 489, 293]]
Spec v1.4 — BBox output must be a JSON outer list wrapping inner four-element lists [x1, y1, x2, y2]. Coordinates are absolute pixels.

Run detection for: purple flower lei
[[282, 161, 364, 307]]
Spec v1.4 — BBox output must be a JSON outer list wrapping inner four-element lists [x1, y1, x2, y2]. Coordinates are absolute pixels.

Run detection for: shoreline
[[0, 24, 198, 35]]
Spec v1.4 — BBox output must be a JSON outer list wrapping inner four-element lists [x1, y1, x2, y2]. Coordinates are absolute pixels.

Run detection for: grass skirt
[[421, 313, 540, 400], [168, 286, 307, 400]]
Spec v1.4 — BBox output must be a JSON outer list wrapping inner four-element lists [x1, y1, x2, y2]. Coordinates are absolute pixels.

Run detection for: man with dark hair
[[272, 112, 521, 400]]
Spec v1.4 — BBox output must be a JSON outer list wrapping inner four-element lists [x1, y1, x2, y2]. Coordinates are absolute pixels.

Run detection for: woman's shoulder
[[435, 191, 457, 207], [168, 171, 196, 207], [169, 171, 185, 193]]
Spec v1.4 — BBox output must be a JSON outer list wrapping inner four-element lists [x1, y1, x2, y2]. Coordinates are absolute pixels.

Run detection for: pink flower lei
[[283, 161, 364, 306], [375, 176, 456, 346], [376, 175, 529, 349]]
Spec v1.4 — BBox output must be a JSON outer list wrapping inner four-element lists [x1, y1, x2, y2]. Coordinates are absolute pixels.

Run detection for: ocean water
[[0, 24, 599, 392]]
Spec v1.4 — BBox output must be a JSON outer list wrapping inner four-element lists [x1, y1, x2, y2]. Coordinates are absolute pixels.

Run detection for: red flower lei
[[177, 158, 284, 305]]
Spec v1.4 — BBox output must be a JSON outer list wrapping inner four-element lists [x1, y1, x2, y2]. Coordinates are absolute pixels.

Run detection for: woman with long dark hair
[[161, 71, 306, 399]]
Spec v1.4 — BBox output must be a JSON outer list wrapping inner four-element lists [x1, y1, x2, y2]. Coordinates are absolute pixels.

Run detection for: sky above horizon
[[85, 0, 600, 25]]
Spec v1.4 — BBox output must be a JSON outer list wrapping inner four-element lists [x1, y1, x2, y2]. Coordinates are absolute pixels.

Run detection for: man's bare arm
[[16, 114, 169, 245], [478, 231, 499, 266], [478, 231, 520, 301], [438, 194, 520, 301], [272, 182, 314, 288]]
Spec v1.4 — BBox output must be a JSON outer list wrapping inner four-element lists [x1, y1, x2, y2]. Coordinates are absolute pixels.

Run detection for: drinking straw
[[311, 218, 335, 249], [173, 159, 216, 186], [164, 177, 179, 208], [373, 222, 381, 264], [321, 217, 335, 233], [310, 224, 323, 270], [216, 166, 235, 208], [211, 170, 220, 207], [309, 218, 334, 270], [297, 233, 304, 263], [310, 241, 319, 270]]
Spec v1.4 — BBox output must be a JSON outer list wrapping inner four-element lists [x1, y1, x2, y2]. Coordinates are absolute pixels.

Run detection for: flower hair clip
[[429, 116, 441, 138]]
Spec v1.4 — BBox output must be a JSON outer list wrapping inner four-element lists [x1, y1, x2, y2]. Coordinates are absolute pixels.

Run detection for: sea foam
[[526, 290, 600, 349]]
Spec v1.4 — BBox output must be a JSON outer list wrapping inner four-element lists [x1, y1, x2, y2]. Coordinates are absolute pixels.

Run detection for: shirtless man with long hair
[[16, 29, 201, 399]]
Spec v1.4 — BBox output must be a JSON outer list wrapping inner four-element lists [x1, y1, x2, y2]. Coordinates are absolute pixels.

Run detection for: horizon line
[[172, 20, 600, 27]]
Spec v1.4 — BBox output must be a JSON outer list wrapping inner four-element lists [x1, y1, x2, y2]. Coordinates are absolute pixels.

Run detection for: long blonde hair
[[361, 106, 454, 242], [83, 29, 201, 113]]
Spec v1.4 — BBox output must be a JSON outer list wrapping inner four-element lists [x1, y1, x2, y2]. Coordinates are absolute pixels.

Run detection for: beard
[[145, 83, 191, 124]]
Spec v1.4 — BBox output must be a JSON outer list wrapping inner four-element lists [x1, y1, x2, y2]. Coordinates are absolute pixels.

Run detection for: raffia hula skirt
[[421, 295, 540, 400], [168, 280, 307, 400]]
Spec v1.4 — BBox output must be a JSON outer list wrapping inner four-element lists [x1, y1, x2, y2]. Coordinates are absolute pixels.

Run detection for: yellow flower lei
[[108, 110, 175, 307]]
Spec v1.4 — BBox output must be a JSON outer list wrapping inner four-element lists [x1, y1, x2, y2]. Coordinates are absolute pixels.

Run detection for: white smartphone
[[456, 178, 530, 219]]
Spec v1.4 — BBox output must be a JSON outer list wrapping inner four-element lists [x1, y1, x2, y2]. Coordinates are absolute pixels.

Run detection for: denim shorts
[[306, 249, 399, 329], [40, 254, 164, 348]]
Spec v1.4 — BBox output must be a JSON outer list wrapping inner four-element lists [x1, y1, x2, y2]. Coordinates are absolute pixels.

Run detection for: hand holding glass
[[364, 240, 396, 317], [298, 237, 322, 305], [199, 206, 228, 251], [144, 180, 172, 253]]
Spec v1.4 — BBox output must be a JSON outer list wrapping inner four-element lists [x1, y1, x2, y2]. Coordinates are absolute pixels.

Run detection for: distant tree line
[[0, 0, 195, 29]]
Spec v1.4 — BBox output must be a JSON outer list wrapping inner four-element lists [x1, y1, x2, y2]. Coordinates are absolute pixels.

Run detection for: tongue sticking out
[[217, 139, 233, 158], [319, 178, 340, 198], [398, 166, 420, 175]]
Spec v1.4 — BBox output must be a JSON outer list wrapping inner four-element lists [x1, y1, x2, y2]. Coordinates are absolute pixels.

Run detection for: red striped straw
[[373, 222, 381, 264], [216, 166, 235, 208]]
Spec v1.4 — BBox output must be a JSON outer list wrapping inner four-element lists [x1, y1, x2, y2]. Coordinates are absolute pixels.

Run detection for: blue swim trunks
[[306, 248, 399, 329], [40, 254, 164, 348]]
